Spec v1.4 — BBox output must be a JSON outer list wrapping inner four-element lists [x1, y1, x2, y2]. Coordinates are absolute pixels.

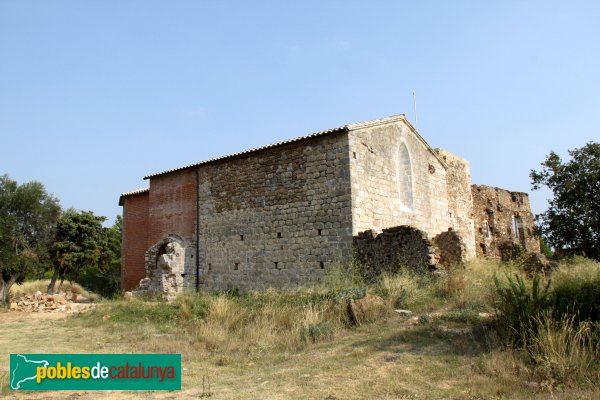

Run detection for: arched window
[[397, 142, 414, 210]]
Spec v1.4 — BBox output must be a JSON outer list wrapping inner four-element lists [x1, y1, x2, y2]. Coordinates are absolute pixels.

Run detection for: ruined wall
[[121, 192, 150, 291], [353, 226, 435, 281], [197, 132, 353, 291], [348, 118, 452, 239], [434, 149, 476, 259], [471, 185, 540, 259], [148, 170, 197, 290]]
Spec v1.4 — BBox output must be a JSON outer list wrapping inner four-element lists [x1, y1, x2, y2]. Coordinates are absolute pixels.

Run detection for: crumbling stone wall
[[139, 235, 194, 298], [197, 132, 353, 291], [432, 229, 466, 269], [353, 226, 436, 281], [471, 185, 540, 259], [434, 149, 476, 259]]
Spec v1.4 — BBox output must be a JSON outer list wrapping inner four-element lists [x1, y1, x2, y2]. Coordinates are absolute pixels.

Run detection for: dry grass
[[528, 314, 600, 388], [2, 258, 600, 399]]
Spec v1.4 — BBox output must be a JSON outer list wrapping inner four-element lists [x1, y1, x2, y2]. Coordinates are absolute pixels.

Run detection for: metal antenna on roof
[[412, 90, 418, 127]]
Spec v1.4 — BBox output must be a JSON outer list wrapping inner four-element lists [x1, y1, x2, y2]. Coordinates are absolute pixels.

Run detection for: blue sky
[[1, 1, 598, 224]]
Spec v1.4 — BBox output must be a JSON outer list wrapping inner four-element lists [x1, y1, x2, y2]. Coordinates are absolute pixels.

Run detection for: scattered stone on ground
[[9, 290, 93, 314], [394, 309, 413, 316]]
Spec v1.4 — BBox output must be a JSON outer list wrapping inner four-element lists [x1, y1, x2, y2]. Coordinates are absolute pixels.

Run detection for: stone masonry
[[471, 184, 540, 259], [119, 114, 540, 293]]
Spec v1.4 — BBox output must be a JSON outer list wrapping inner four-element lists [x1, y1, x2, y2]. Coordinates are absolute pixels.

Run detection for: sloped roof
[[142, 113, 444, 180], [118, 187, 149, 206]]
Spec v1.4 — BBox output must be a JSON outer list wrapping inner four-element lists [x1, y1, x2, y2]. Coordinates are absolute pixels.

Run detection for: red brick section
[[121, 192, 150, 291], [148, 169, 197, 247]]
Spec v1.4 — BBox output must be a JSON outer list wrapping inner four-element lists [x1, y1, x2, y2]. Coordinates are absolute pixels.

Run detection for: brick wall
[[148, 169, 198, 290], [148, 169, 197, 245], [121, 192, 150, 291]]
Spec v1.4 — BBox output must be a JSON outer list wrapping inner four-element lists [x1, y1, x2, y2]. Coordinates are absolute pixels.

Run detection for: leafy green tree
[[530, 142, 600, 260], [78, 215, 122, 297], [0, 175, 60, 306], [48, 209, 110, 293]]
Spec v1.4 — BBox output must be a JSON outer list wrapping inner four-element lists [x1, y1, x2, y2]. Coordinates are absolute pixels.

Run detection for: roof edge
[[143, 125, 349, 180], [118, 187, 149, 206]]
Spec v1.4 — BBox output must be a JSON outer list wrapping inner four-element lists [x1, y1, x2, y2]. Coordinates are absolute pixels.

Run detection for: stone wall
[[432, 229, 466, 269], [471, 185, 540, 259], [353, 226, 436, 282], [434, 149, 476, 259], [196, 132, 353, 291], [119, 115, 542, 294], [121, 192, 150, 291], [348, 117, 452, 239]]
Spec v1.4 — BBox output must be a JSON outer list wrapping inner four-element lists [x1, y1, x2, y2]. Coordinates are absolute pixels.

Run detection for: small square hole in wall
[[181, 273, 186, 278], [274, 262, 279, 269], [277, 232, 282, 238], [208, 264, 212, 271], [353, 152, 357, 159], [240, 234, 244, 241], [319, 262, 325, 269], [234, 263, 239, 270], [318, 229, 322, 236]]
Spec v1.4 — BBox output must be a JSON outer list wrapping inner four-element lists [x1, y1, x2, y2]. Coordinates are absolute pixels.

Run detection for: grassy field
[[1, 258, 599, 399]]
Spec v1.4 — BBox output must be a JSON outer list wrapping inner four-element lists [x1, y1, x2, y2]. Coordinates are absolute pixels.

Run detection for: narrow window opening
[[234, 263, 239, 270], [319, 262, 325, 269], [240, 234, 244, 241], [277, 232, 282, 238], [352, 152, 357, 159], [208, 263, 212, 271], [318, 229, 322, 236], [274, 262, 279, 269], [181, 273, 186, 278]]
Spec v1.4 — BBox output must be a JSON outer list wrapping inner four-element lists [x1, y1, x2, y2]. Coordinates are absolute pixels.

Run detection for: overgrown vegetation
[[4, 257, 599, 397], [492, 256, 600, 389]]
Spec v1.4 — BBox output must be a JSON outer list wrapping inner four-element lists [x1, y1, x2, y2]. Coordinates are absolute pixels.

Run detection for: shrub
[[493, 273, 552, 343], [550, 258, 600, 325], [300, 322, 333, 343]]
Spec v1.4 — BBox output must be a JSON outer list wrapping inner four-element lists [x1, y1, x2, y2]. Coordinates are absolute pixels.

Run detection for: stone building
[[119, 114, 540, 294]]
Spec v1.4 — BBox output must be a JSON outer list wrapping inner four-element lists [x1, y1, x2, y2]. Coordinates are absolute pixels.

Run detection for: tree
[[0, 175, 61, 306], [78, 215, 122, 297], [530, 142, 600, 260], [47, 209, 110, 293]]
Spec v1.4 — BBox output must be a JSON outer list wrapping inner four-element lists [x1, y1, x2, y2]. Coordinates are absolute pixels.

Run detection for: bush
[[493, 273, 552, 343], [300, 322, 333, 343], [550, 258, 600, 325]]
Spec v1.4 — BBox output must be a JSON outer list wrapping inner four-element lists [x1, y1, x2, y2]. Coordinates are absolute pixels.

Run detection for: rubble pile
[[9, 290, 91, 313]]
